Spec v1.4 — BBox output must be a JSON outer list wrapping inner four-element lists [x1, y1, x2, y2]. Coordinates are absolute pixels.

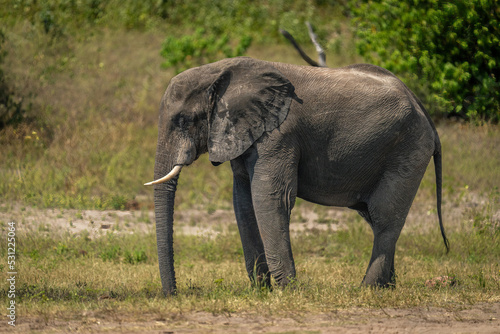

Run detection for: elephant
[[145, 56, 449, 296]]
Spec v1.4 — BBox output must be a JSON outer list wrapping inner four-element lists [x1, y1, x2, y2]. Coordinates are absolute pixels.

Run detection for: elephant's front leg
[[250, 169, 297, 287], [231, 160, 270, 286]]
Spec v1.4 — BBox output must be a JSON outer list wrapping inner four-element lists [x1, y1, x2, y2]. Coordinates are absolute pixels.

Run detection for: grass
[[0, 24, 499, 211], [0, 6, 499, 329], [1, 204, 499, 319]]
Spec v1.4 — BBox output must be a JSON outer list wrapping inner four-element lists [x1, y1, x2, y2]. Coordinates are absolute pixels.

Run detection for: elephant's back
[[270, 62, 436, 206]]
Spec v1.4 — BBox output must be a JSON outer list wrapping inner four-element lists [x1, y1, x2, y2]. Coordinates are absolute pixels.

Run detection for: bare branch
[[279, 29, 319, 67], [306, 21, 327, 67], [280, 22, 327, 67]]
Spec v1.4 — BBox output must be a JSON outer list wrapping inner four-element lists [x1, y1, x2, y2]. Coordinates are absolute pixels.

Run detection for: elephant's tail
[[434, 139, 450, 253], [407, 86, 449, 254]]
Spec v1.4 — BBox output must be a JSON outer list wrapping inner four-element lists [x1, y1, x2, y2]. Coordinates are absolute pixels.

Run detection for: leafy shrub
[[100, 244, 121, 262], [350, 0, 500, 121], [8, 0, 170, 32], [124, 249, 148, 264], [0, 29, 27, 129], [158, 0, 329, 73], [6, 1, 332, 48], [108, 194, 127, 210], [160, 28, 252, 73]]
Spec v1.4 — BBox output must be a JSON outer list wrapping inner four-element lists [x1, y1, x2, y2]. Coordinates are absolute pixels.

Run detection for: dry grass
[[4, 215, 499, 321], [3, 185, 499, 319]]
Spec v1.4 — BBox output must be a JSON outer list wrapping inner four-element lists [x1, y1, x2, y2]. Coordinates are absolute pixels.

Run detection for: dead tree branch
[[280, 22, 327, 67]]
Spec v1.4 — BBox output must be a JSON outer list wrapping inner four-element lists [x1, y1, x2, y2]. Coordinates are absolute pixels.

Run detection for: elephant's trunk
[[154, 177, 178, 296]]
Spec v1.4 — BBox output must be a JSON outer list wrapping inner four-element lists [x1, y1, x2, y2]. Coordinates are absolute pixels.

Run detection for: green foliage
[[124, 248, 148, 264], [5, 0, 333, 43], [100, 244, 121, 262], [350, 0, 500, 121], [0, 28, 27, 129], [8, 0, 171, 32], [160, 0, 331, 46], [109, 195, 127, 210], [161, 28, 252, 74], [54, 242, 69, 255], [157, 0, 336, 72]]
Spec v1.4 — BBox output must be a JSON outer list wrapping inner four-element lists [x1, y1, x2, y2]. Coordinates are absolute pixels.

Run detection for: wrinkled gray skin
[[151, 57, 448, 296]]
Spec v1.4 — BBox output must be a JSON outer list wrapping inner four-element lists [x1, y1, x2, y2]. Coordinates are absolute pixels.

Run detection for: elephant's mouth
[[144, 165, 183, 186]]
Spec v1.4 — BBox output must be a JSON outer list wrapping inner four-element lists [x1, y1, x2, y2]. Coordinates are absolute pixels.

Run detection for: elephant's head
[[144, 57, 296, 296]]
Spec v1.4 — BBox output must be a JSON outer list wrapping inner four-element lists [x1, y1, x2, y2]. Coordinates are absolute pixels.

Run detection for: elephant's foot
[[269, 266, 297, 289], [361, 276, 396, 289], [250, 266, 296, 290], [362, 254, 397, 288]]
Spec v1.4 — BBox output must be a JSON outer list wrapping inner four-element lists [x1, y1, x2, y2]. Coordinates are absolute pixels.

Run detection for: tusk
[[144, 165, 183, 186]]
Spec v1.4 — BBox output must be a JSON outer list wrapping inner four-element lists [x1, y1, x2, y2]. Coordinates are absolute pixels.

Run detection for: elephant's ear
[[207, 58, 295, 164]]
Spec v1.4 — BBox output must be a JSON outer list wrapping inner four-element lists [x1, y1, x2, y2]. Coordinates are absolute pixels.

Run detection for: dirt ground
[[4, 304, 500, 333], [2, 203, 499, 333], [0, 198, 472, 239]]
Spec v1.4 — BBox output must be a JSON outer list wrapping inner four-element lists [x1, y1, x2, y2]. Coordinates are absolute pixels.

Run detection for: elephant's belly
[[297, 185, 361, 207], [296, 162, 381, 208]]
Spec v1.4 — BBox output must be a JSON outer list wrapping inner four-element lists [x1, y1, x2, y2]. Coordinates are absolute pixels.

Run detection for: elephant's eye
[[173, 114, 192, 128]]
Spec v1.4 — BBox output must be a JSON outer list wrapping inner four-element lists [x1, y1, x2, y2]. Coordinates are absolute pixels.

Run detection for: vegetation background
[[0, 0, 499, 331], [0, 0, 498, 209]]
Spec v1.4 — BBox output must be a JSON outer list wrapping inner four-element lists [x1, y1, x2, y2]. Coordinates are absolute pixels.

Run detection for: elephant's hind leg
[[361, 162, 429, 287], [231, 160, 270, 286], [362, 216, 401, 288]]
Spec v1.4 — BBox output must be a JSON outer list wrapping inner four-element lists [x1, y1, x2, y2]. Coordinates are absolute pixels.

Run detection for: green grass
[[1, 206, 498, 318]]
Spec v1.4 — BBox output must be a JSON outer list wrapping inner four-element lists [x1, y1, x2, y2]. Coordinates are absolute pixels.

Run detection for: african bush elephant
[[145, 56, 448, 296]]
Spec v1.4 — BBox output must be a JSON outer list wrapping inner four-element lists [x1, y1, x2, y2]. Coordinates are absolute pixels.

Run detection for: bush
[[0, 29, 27, 129], [350, 0, 500, 121], [158, 0, 333, 73], [8, 0, 170, 32], [160, 28, 252, 74], [6, 0, 329, 41]]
